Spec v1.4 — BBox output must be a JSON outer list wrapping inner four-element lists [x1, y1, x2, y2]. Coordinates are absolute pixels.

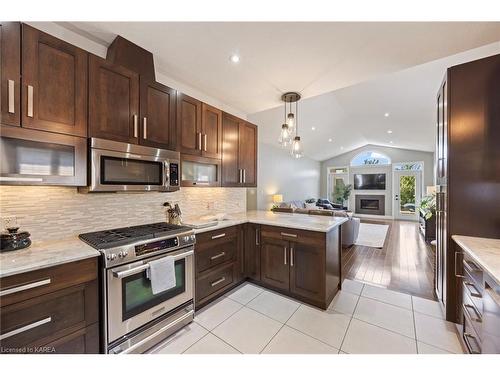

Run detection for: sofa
[[272, 199, 360, 247]]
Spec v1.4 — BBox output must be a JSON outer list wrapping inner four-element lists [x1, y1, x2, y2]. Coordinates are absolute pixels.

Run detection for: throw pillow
[[305, 203, 316, 210]]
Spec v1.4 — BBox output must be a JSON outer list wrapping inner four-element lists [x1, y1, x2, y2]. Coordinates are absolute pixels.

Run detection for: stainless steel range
[[79, 222, 195, 354]]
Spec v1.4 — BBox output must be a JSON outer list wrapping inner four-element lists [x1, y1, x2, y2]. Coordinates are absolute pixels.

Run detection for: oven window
[[122, 259, 186, 321], [101, 156, 163, 185]]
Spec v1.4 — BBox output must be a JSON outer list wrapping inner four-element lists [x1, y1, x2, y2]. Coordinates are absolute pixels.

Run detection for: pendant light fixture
[[279, 92, 303, 158]]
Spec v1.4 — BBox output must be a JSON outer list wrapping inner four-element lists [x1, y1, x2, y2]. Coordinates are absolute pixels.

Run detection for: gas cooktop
[[79, 222, 193, 250]]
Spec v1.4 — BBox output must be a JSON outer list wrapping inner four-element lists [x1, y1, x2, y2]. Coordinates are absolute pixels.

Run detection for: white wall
[[252, 143, 321, 210], [321, 144, 435, 216]]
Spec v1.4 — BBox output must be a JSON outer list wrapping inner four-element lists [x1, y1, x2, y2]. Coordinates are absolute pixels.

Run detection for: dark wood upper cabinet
[[239, 121, 257, 187], [139, 78, 176, 149], [289, 241, 325, 303], [89, 54, 139, 144], [1, 22, 21, 127], [260, 236, 290, 292], [177, 92, 202, 155], [201, 103, 222, 159], [221, 113, 258, 187], [21, 24, 87, 137]]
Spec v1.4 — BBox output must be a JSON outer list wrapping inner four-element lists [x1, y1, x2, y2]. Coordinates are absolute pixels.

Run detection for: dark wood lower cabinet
[[260, 237, 290, 292], [289, 242, 325, 303], [0, 257, 99, 354], [244, 223, 261, 281]]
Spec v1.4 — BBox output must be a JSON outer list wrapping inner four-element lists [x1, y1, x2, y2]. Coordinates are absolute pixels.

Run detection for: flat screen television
[[354, 173, 386, 190]]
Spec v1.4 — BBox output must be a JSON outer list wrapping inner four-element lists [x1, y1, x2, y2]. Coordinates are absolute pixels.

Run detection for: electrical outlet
[[2, 216, 18, 230]]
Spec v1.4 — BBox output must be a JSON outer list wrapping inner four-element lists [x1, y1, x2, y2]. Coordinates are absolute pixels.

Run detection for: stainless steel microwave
[[80, 138, 180, 193]]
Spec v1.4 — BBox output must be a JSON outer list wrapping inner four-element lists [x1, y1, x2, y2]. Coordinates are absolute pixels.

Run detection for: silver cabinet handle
[[284, 246, 287, 265], [210, 251, 226, 260], [281, 232, 297, 238], [211, 277, 226, 287], [255, 228, 260, 246], [243, 169, 246, 184], [455, 251, 464, 278], [238, 169, 242, 183], [198, 132, 202, 150], [203, 134, 207, 151], [143, 117, 147, 139], [463, 281, 482, 298], [133, 115, 138, 137], [8, 79, 15, 114], [463, 332, 481, 354], [290, 246, 294, 267], [0, 317, 52, 340], [211, 233, 226, 240], [0, 278, 51, 297], [27, 85, 34, 117]]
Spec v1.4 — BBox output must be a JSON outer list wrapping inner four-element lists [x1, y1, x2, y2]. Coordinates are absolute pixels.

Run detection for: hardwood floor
[[342, 219, 436, 300]]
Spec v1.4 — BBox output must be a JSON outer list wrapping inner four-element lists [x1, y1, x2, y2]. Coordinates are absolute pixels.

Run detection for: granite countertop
[[452, 235, 500, 285], [188, 210, 349, 234], [0, 236, 100, 278]]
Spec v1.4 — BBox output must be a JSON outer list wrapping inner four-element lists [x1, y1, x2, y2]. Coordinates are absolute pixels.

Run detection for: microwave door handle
[[164, 161, 170, 187]]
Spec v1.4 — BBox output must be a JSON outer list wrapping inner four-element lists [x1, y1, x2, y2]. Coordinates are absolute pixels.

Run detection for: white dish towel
[[146, 256, 176, 295]]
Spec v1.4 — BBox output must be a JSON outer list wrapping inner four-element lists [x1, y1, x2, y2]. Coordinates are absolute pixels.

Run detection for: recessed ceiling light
[[229, 54, 240, 63], [311, 126, 316, 131], [387, 130, 393, 134], [340, 146, 344, 150], [384, 112, 390, 117], [328, 138, 332, 142], [390, 141, 394, 144]]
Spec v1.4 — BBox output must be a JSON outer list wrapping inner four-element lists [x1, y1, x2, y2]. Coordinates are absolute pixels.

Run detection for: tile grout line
[[338, 282, 364, 352], [258, 301, 302, 353], [180, 325, 211, 354], [411, 295, 419, 354]]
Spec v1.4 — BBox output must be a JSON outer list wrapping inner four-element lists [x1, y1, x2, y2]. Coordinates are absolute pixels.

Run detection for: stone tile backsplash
[[0, 186, 246, 241]]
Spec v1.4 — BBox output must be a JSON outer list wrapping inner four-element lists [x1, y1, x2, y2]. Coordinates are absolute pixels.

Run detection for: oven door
[[106, 247, 194, 344], [89, 147, 169, 192]]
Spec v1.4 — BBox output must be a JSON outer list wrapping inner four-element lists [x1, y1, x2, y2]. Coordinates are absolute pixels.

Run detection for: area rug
[[355, 223, 389, 248]]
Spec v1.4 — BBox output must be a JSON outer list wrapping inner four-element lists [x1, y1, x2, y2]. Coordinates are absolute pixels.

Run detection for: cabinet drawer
[[463, 268, 483, 314], [196, 263, 234, 302], [0, 257, 97, 307], [463, 312, 482, 354], [0, 283, 94, 351], [261, 225, 324, 246], [196, 240, 236, 273], [196, 225, 237, 247], [463, 292, 482, 338]]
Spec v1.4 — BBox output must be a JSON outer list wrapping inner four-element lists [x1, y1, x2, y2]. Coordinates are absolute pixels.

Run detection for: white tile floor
[[150, 280, 466, 354]]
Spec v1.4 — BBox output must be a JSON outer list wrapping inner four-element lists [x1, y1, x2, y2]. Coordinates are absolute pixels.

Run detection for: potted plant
[[418, 193, 436, 220], [332, 180, 352, 208]]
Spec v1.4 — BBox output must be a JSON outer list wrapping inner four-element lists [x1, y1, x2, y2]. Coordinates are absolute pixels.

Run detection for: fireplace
[[355, 194, 385, 215]]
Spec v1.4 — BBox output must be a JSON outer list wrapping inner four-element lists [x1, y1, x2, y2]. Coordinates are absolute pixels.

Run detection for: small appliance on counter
[[0, 227, 32, 252]]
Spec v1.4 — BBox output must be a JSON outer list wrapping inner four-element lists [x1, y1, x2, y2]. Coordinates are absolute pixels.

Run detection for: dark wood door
[[260, 237, 289, 291], [1, 22, 21, 127], [177, 92, 201, 155], [140, 78, 176, 149], [221, 113, 241, 186], [201, 103, 222, 159], [22, 24, 87, 137], [89, 54, 139, 143], [244, 223, 261, 281], [289, 241, 325, 303], [239, 121, 257, 187]]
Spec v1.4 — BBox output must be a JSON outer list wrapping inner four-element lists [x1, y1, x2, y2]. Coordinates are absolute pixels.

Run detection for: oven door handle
[[112, 250, 194, 279]]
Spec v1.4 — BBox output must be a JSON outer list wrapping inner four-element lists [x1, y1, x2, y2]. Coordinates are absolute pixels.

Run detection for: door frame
[[393, 169, 422, 221]]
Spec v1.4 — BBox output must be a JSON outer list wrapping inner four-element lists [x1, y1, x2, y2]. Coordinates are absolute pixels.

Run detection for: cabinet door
[[201, 103, 222, 159], [221, 113, 241, 186], [22, 25, 87, 137], [238, 121, 257, 187], [177, 92, 201, 155], [89, 54, 139, 143], [260, 237, 289, 291], [140, 78, 176, 149], [244, 223, 261, 281], [289, 242, 325, 303], [1, 22, 21, 127]]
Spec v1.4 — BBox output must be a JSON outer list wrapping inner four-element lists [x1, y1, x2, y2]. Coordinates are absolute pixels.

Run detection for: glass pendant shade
[[287, 113, 295, 129], [290, 136, 303, 158], [279, 123, 291, 146]]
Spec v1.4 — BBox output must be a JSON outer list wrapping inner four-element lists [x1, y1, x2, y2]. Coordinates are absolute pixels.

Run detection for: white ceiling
[[63, 22, 500, 114], [249, 42, 500, 161]]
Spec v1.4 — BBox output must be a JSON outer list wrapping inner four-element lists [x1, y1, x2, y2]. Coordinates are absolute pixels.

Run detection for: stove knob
[[123, 250, 128, 257], [118, 251, 128, 258], [106, 254, 112, 261], [110, 253, 117, 261]]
